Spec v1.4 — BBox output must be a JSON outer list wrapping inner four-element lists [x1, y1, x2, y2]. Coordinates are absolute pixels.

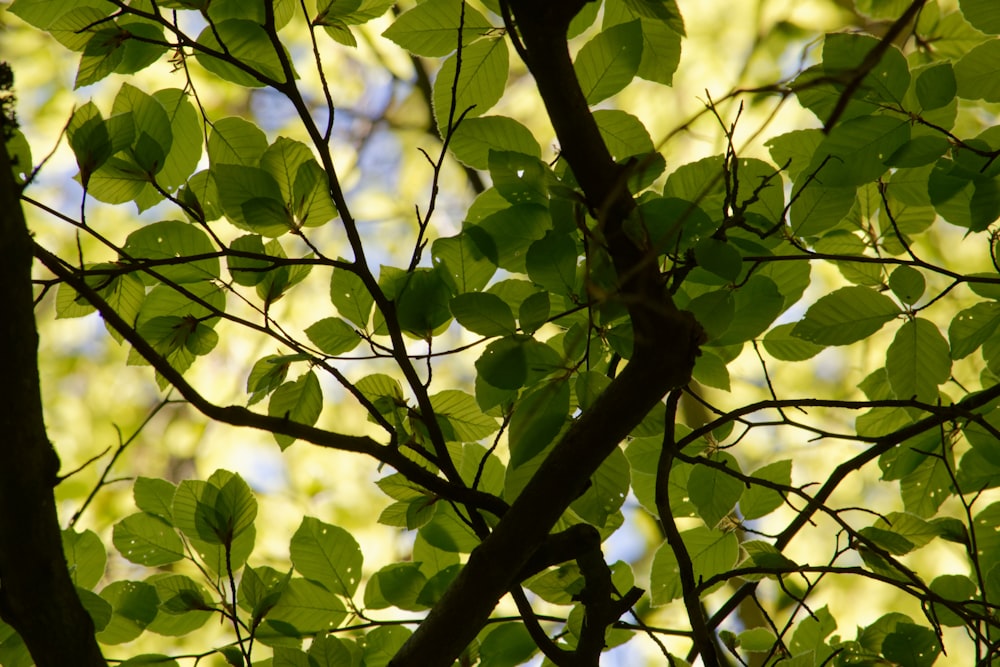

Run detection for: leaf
[[432, 36, 509, 134], [809, 115, 910, 187], [330, 265, 374, 329], [290, 517, 363, 597], [305, 317, 360, 355], [113, 513, 185, 566], [363, 563, 428, 611], [97, 580, 159, 645], [474, 203, 550, 272], [450, 291, 516, 337], [650, 527, 739, 605], [955, 39, 1000, 101], [881, 623, 941, 667], [122, 220, 219, 284], [268, 371, 323, 449], [394, 268, 453, 337], [888, 265, 925, 304], [265, 577, 349, 634], [792, 286, 900, 346], [133, 477, 177, 521], [949, 301, 1000, 359], [740, 460, 791, 520], [489, 150, 549, 206], [208, 116, 268, 167], [362, 626, 411, 667], [62, 529, 107, 590], [479, 623, 537, 667], [571, 447, 630, 527], [382, 0, 493, 57], [762, 322, 824, 361], [526, 232, 577, 295], [508, 380, 570, 467], [195, 19, 285, 87], [448, 116, 541, 170], [885, 318, 951, 401], [476, 335, 563, 390], [574, 20, 643, 104], [688, 454, 743, 528], [430, 389, 499, 441], [432, 228, 497, 293]]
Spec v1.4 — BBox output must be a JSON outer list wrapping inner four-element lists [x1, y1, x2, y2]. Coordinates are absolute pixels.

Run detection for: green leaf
[[885, 318, 951, 401], [8, 0, 111, 30], [489, 150, 549, 206], [694, 238, 742, 282], [789, 182, 856, 237], [290, 517, 363, 597], [394, 268, 453, 337], [330, 265, 374, 329], [479, 623, 537, 667], [307, 633, 355, 666], [518, 291, 550, 335], [526, 232, 577, 295], [247, 354, 293, 405], [574, 20, 643, 104], [450, 291, 516, 337], [961, 0, 1000, 34], [133, 477, 176, 522], [929, 574, 977, 627], [97, 580, 159, 645], [809, 115, 910, 187], [432, 228, 497, 293], [419, 505, 480, 552], [571, 447, 630, 527], [949, 301, 1000, 359], [195, 19, 285, 87], [363, 563, 428, 611], [712, 276, 784, 347], [476, 335, 563, 390], [650, 527, 739, 605], [881, 623, 941, 667], [208, 116, 268, 167], [740, 460, 791, 520], [362, 626, 411, 667], [432, 36, 509, 134], [113, 513, 185, 566], [474, 203, 550, 272], [215, 164, 288, 235], [792, 286, 900, 346], [122, 220, 219, 284], [62, 529, 107, 589], [508, 380, 570, 468], [955, 39, 1000, 101], [448, 116, 541, 170], [688, 453, 743, 528], [382, 0, 493, 57], [762, 322, 824, 361], [238, 565, 291, 620], [305, 317, 360, 355], [268, 371, 323, 449], [430, 389, 499, 441], [265, 577, 349, 634], [888, 265, 925, 304]]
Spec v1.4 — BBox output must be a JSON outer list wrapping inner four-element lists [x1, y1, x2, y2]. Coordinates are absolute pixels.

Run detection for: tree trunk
[[0, 103, 107, 667]]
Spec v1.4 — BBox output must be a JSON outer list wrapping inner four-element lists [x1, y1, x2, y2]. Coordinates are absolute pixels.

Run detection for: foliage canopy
[[2, 0, 1000, 666]]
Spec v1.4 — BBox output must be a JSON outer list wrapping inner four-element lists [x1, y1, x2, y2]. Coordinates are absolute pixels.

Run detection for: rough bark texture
[[389, 2, 703, 664], [0, 120, 107, 665]]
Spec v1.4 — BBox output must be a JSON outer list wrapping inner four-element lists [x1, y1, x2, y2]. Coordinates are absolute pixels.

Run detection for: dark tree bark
[[0, 105, 107, 666], [389, 2, 703, 664]]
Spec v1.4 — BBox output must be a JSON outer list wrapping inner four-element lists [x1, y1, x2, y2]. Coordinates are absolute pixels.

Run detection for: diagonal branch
[[389, 2, 703, 664], [31, 242, 508, 519]]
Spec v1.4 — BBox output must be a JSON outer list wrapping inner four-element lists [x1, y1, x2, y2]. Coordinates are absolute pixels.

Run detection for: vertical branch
[[657, 389, 721, 667]]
